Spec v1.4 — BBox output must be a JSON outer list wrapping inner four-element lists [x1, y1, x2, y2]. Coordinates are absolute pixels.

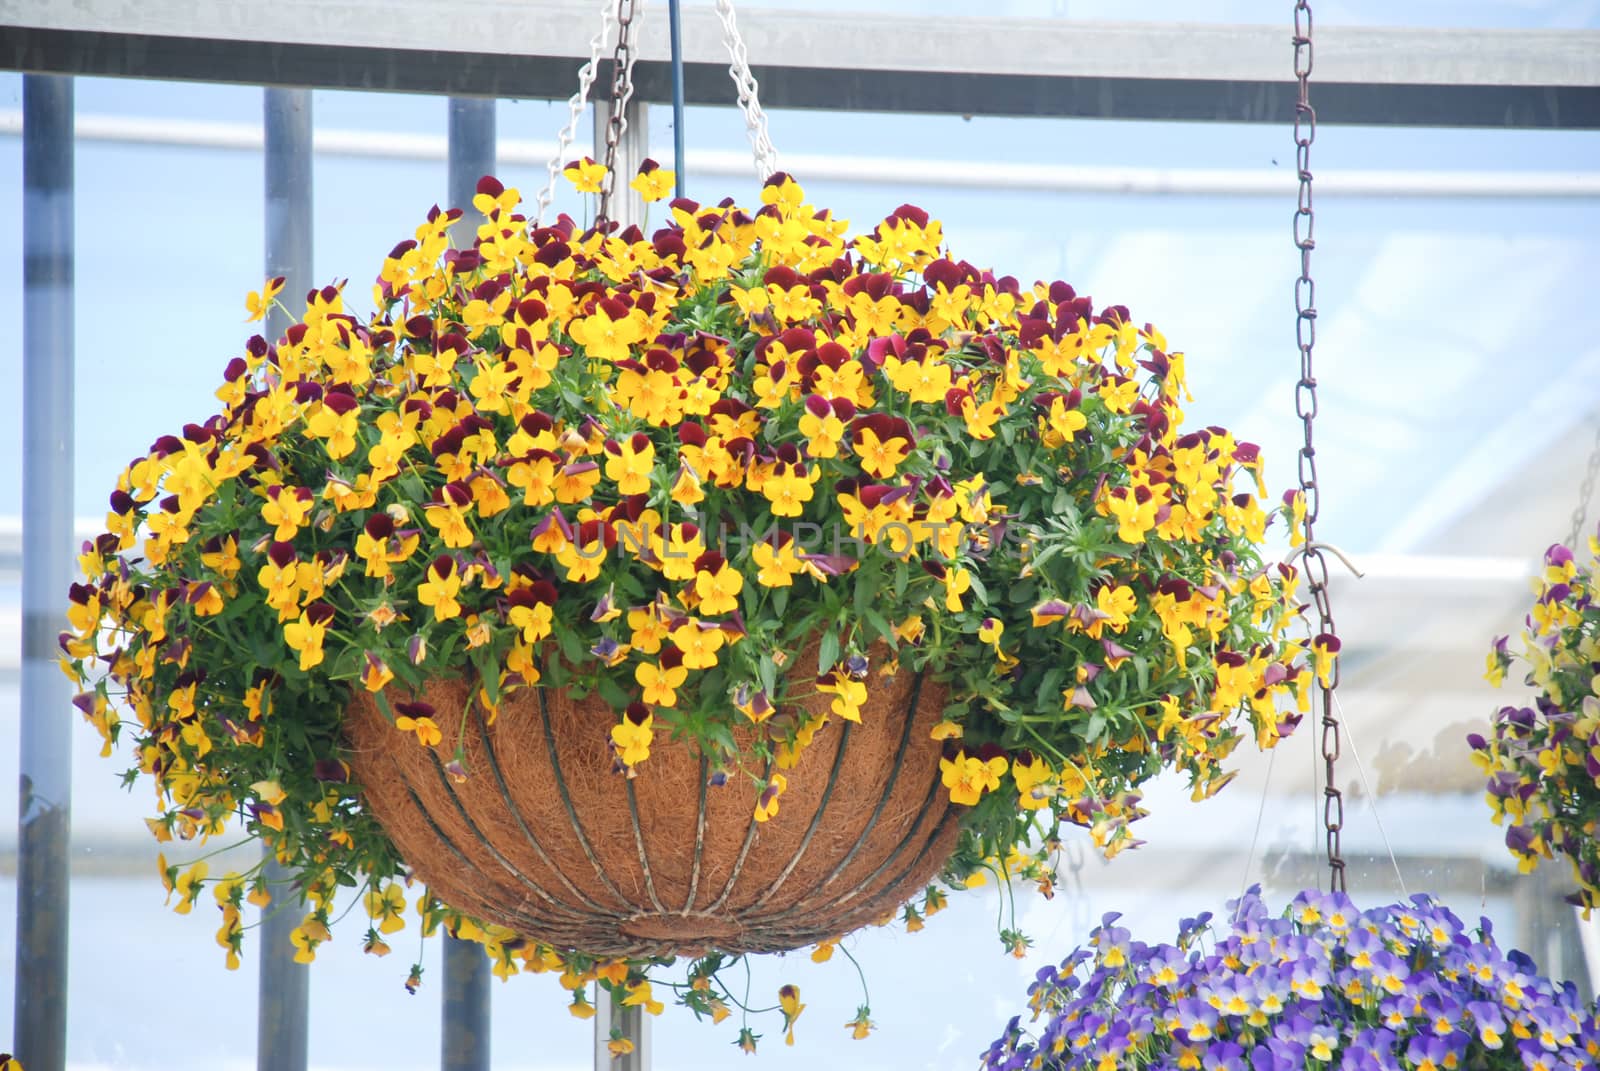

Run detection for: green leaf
[[326, 643, 365, 682], [1030, 541, 1063, 574], [1035, 667, 1066, 711], [615, 570, 646, 600], [597, 675, 630, 711], [1102, 704, 1133, 734], [853, 569, 878, 618], [397, 472, 427, 504], [818, 631, 841, 675], [433, 630, 463, 670], [864, 608, 899, 649], [707, 723, 738, 756], [389, 657, 423, 691], [557, 627, 585, 664], [247, 630, 283, 670], [473, 650, 502, 705], [758, 653, 778, 697]]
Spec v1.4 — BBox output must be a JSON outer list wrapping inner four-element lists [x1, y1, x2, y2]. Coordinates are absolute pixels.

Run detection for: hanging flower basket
[[344, 644, 956, 956], [63, 165, 1309, 1031], [981, 886, 1600, 1071], [1476, 531, 1600, 914]]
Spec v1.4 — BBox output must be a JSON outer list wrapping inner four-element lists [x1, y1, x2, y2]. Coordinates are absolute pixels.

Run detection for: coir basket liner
[[345, 664, 957, 958]]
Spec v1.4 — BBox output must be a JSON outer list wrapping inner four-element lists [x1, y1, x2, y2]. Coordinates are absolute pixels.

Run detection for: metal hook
[[1282, 540, 1366, 579]]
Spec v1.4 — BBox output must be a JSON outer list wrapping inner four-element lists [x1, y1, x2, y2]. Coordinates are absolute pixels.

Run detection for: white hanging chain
[[534, 0, 616, 225], [714, 0, 780, 180], [1566, 410, 1600, 551]]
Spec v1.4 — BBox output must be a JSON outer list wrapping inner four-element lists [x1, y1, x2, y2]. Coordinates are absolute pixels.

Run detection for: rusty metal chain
[[1567, 414, 1600, 551], [1290, 0, 1345, 894], [596, 0, 640, 225]]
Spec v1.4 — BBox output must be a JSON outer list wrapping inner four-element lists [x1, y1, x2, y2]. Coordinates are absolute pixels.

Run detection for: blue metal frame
[[15, 72, 76, 1071], [257, 86, 314, 1071]]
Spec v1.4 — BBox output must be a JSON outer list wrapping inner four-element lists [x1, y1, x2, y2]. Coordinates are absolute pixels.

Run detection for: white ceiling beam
[[3, 2, 1596, 126], [3, 1, 1597, 87]]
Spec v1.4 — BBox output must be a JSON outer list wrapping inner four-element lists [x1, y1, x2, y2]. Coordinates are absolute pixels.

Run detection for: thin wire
[[1238, 746, 1277, 901], [1332, 691, 1410, 898], [668, 0, 687, 198]]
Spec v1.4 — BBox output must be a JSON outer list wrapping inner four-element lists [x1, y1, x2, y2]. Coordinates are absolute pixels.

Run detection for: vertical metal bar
[[1577, 905, 1600, 1003], [1514, 867, 1546, 992], [667, 0, 686, 198], [441, 93, 495, 1071], [590, 101, 650, 1071], [258, 86, 313, 1071], [593, 984, 651, 1071], [15, 72, 74, 1071], [441, 935, 492, 1071], [594, 100, 649, 230], [447, 97, 497, 216]]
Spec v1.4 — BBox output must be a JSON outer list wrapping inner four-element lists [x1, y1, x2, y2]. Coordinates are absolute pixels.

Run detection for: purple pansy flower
[[980, 886, 1600, 1071]]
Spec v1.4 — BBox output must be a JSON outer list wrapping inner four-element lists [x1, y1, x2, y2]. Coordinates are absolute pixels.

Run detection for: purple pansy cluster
[[1475, 534, 1600, 913], [981, 887, 1599, 1071]]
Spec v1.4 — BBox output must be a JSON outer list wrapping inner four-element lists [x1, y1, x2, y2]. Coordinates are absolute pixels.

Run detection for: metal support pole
[[440, 93, 495, 1071], [589, 100, 651, 1071], [258, 86, 313, 1071], [1514, 867, 1552, 990], [1578, 906, 1600, 1003], [441, 936, 492, 1070], [593, 983, 651, 1071], [447, 97, 497, 216], [15, 72, 75, 1071], [593, 99, 648, 230], [667, 0, 686, 198]]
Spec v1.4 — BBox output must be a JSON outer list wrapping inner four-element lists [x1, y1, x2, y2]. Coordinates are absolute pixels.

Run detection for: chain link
[[535, 0, 616, 226], [1290, 0, 1345, 895], [1566, 413, 1600, 551], [538, 0, 777, 217], [715, 0, 780, 180], [595, 0, 641, 224]]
